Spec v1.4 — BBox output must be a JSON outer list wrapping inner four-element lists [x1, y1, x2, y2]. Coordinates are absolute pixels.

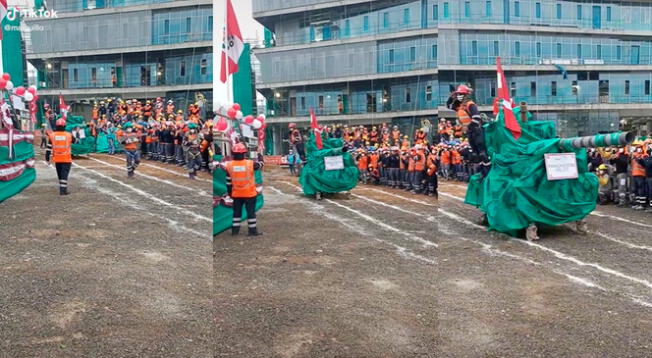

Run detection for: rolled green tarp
[[558, 132, 635, 151], [299, 133, 359, 196]]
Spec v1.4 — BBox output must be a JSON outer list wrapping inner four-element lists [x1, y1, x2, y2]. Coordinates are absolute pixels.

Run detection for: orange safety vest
[[227, 160, 257, 198], [407, 156, 415, 172], [457, 100, 476, 126], [426, 154, 437, 176], [414, 151, 426, 171], [452, 150, 462, 165], [440, 150, 451, 165], [358, 155, 369, 171], [369, 153, 379, 169], [48, 131, 72, 163], [122, 131, 140, 151], [632, 157, 646, 177]]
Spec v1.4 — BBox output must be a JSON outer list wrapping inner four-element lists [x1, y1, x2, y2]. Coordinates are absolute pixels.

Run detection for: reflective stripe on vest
[[457, 101, 475, 125], [51, 132, 72, 163], [228, 160, 257, 198]]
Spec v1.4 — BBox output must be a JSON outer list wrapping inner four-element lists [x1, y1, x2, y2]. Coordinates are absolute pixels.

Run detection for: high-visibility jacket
[[407, 156, 415, 172], [453, 125, 463, 137], [92, 108, 99, 120], [121, 131, 140, 151], [426, 154, 438, 176], [457, 100, 476, 126], [440, 150, 451, 165], [48, 131, 72, 163], [414, 152, 426, 171], [369, 153, 379, 169], [358, 155, 369, 171], [452, 150, 462, 165], [632, 156, 646, 177], [400, 154, 407, 170], [227, 160, 257, 198]]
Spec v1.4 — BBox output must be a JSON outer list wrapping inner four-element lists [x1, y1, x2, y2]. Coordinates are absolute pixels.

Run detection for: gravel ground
[[214, 167, 652, 358], [0, 152, 212, 358]]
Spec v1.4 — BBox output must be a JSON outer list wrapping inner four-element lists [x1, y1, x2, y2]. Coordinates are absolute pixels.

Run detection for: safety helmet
[[232, 142, 247, 153], [598, 164, 607, 170], [187, 122, 198, 129], [44, 103, 50, 108], [288, 122, 296, 129], [156, 97, 162, 101], [41, 123, 46, 127], [455, 84, 473, 95], [178, 110, 183, 114], [55, 118, 66, 127], [123, 122, 133, 128]]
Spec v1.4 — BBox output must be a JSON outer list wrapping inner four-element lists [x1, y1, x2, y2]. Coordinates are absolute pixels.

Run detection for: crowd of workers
[[43, 96, 213, 181]]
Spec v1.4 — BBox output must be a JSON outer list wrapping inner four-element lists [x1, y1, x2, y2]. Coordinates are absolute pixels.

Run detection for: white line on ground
[[98, 154, 213, 184], [357, 187, 437, 207], [267, 185, 436, 264], [87, 157, 209, 196], [73, 163, 212, 223], [351, 193, 437, 223]]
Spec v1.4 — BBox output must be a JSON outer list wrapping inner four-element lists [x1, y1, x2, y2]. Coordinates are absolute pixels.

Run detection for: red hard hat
[[55, 118, 66, 127], [288, 122, 296, 129], [232, 143, 247, 154], [455, 84, 472, 94]]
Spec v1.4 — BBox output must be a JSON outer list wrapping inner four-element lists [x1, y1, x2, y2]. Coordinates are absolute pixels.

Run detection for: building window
[[383, 12, 389, 28], [490, 84, 496, 97], [443, 2, 449, 18], [530, 81, 536, 96], [556, 43, 562, 57], [607, 6, 612, 21], [410, 47, 416, 62], [625, 80, 630, 95], [597, 45, 602, 59], [486, 1, 491, 17], [363, 16, 369, 31], [577, 5, 582, 20], [164, 19, 170, 35], [472, 40, 478, 56], [494, 41, 499, 56], [406, 88, 411, 103], [515, 41, 520, 57], [389, 49, 394, 64], [577, 44, 582, 58], [556, 4, 562, 19], [535, 2, 541, 18], [616, 45, 622, 60], [511, 81, 516, 97], [572, 80, 578, 95], [208, 16, 213, 32], [200, 59, 207, 75], [432, 45, 438, 59], [514, 1, 520, 17], [645, 80, 650, 95], [551, 81, 557, 96], [403, 8, 410, 24], [186, 17, 191, 32], [180, 61, 186, 76], [73, 68, 78, 81], [433, 4, 438, 20], [301, 97, 306, 109], [426, 85, 433, 101], [465, 1, 470, 17], [536, 42, 541, 57], [319, 95, 324, 109]]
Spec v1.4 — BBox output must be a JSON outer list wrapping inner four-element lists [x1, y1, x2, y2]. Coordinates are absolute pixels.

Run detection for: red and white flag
[[0, 0, 7, 40], [309, 108, 323, 150], [59, 95, 69, 120], [496, 57, 521, 140], [220, 0, 244, 83]]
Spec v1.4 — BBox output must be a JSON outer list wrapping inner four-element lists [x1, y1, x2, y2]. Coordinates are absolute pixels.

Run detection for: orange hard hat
[[455, 84, 472, 94], [232, 142, 247, 153]]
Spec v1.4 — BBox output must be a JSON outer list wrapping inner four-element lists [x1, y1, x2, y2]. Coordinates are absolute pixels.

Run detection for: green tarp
[[299, 133, 359, 196], [0, 138, 36, 203], [63, 115, 96, 155], [465, 106, 598, 237], [95, 130, 123, 154], [213, 154, 264, 237]]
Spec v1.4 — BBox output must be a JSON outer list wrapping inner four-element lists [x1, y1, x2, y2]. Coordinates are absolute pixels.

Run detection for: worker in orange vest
[[117, 122, 141, 178], [405, 148, 416, 191], [45, 118, 75, 195], [426, 147, 438, 197], [411, 145, 427, 193], [224, 142, 264, 236]]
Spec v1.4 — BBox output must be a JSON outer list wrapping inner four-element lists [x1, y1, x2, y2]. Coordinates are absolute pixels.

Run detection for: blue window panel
[[606, 6, 612, 21], [515, 41, 520, 56], [597, 45, 602, 59], [535, 2, 541, 18], [556, 43, 562, 57], [465, 2, 470, 17], [363, 16, 370, 31], [486, 1, 491, 17], [403, 8, 410, 25], [389, 49, 395, 64], [432, 44, 438, 59], [309, 26, 315, 41], [536, 42, 541, 57], [472, 40, 478, 56], [410, 46, 416, 62], [383, 12, 389, 28], [433, 4, 438, 20], [616, 45, 622, 60], [494, 41, 499, 56], [556, 4, 562, 19], [577, 44, 582, 58], [577, 5, 582, 20], [514, 1, 520, 17], [443, 2, 449, 18]]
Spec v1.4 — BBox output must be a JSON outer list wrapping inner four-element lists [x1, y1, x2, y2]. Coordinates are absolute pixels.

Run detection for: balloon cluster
[[0, 73, 39, 103], [216, 103, 267, 132]]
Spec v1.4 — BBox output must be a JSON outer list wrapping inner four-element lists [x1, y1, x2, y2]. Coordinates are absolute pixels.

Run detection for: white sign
[[324, 155, 344, 171], [544, 153, 579, 181]]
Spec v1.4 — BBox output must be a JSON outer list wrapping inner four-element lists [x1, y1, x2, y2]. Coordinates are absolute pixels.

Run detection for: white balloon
[[251, 119, 262, 129], [5, 81, 13, 91], [23, 92, 34, 102], [29, 85, 37, 91], [257, 114, 266, 122], [236, 110, 243, 120]]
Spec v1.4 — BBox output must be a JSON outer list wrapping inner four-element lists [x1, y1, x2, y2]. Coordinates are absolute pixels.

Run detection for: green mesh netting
[[464, 106, 598, 237], [0, 137, 36, 203], [299, 133, 359, 196], [213, 154, 264, 237]]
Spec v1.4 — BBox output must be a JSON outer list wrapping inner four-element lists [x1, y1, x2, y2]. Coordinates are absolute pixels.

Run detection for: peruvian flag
[[496, 57, 521, 140], [0, 0, 7, 40], [219, 0, 244, 83], [59, 95, 69, 120], [309, 108, 323, 150]]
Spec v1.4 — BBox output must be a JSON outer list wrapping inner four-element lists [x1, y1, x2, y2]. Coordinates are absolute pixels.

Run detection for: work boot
[[248, 228, 263, 236], [575, 219, 588, 235], [231, 227, 240, 236], [59, 187, 66, 196], [127, 171, 134, 178], [525, 223, 539, 241], [189, 173, 196, 180]]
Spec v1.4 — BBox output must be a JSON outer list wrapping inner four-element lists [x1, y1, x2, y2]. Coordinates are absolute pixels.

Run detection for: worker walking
[[118, 122, 141, 178], [45, 118, 75, 195], [224, 143, 264, 236]]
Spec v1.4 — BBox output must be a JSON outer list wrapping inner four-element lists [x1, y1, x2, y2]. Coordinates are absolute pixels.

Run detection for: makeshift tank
[[464, 105, 634, 238]]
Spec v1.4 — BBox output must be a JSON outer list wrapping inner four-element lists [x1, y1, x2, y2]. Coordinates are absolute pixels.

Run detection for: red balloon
[[232, 103, 241, 111], [216, 117, 228, 131], [14, 86, 26, 95], [0, 79, 6, 90], [243, 115, 255, 125], [27, 87, 37, 94], [226, 108, 237, 119], [1, 73, 9, 81]]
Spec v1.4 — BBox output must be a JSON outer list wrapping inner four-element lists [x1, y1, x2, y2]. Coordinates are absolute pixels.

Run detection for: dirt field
[[214, 167, 652, 357], [0, 152, 212, 357]]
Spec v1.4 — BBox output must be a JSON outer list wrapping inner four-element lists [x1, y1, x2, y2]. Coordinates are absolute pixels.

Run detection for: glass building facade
[[255, 0, 652, 153]]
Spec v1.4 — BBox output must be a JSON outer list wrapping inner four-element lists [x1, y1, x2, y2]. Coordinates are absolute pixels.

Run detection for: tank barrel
[[558, 132, 635, 151]]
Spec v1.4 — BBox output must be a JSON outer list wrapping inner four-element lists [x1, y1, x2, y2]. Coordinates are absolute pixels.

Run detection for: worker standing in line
[[224, 143, 264, 236], [45, 118, 75, 195]]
